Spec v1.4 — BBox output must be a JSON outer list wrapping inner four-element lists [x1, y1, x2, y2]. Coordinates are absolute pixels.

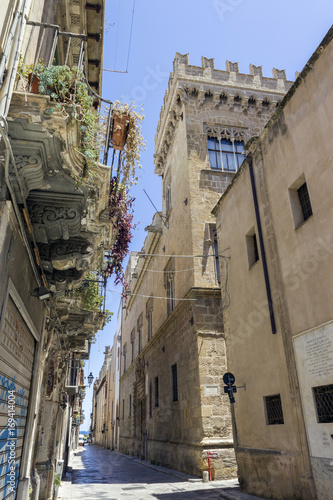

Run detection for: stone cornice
[[154, 54, 293, 176]]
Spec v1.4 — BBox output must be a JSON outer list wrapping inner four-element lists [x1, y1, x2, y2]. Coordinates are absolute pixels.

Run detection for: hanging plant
[[104, 177, 135, 292], [109, 101, 145, 188]]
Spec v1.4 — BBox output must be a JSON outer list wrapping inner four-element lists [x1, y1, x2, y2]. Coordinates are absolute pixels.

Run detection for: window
[[131, 330, 135, 363], [313, 385, 333, 423], [146, 298, 153, 341], [246, 228, 259, 267], [129, 394, 132, 416], [149, 382, 152, 417], [166, 184, 172, 213], [264, 394, 284, 425], [208, 137, 244, 172], [289, 175, 313, 228], [123, 344, 127, 373], [213, 228, 221, 284], [172, 364, 178, 402], [137, 317, 143, 353], [164, 259, 175, 316], [297, 183, 313, 222], [155, 377, 159, 407]]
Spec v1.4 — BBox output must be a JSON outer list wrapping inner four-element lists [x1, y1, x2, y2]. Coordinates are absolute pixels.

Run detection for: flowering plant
[[104, 177, 135, 291], [111, 101, 145, 187]]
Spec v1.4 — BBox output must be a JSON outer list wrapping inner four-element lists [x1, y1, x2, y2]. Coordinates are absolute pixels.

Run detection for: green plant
[[21, 61, 100, 177], [66, 272, 113, 322], [54, 473, 61, 488]]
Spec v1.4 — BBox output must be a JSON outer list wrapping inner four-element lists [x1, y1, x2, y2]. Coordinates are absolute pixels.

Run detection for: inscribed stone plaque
[[204, 385, 220, 396], [293, 321, 333, 459]]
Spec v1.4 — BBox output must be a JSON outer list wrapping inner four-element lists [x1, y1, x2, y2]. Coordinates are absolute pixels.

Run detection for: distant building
[[213, 27, 333, 500], [92, 304, 122, 450], [118, 54, 292, 478]]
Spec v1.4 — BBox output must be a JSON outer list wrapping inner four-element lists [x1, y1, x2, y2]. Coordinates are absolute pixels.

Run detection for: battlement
[[154, 53, 294, 174]]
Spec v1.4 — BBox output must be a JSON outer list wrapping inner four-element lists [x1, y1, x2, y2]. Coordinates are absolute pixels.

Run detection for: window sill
[[295, 214, 313, 230], [249, 259, 260, 270], [203, 168, 236, 175]]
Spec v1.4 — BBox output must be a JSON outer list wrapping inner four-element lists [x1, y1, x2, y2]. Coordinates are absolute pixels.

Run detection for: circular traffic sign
[[223, 372, 235, 385]]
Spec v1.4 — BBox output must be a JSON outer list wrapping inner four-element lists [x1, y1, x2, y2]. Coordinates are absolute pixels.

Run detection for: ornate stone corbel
[[197, 90, 206, 107]]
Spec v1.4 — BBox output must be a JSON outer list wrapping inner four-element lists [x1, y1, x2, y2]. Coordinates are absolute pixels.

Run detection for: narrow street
[[57, 445, 262, 500]]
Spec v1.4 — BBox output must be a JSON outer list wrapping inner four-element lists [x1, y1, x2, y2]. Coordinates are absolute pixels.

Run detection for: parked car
[[78, 434, 85, 446]]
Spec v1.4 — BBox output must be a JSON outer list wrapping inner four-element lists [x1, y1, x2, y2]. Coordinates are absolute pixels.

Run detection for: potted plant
[[109, 101, 145, 187], [110, 112, 129, 150]]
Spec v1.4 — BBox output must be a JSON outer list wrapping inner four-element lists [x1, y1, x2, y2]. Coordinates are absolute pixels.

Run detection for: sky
[[81, 0, 333, 431]]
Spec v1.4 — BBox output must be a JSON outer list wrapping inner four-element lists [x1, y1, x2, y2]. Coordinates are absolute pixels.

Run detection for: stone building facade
[[118, 54, 292, 479], [0, 1, 123, 499], [213, 27, 333, 500]]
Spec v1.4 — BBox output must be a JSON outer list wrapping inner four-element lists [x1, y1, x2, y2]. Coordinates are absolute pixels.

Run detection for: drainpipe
[[246, 154, 277, 334]]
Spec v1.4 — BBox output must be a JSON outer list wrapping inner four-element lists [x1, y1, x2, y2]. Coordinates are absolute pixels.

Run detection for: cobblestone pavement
[[58, 444, 264, 500]]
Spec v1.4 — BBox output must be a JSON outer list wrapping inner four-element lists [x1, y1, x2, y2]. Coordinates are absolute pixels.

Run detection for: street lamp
[[87, 372, 94, 387]]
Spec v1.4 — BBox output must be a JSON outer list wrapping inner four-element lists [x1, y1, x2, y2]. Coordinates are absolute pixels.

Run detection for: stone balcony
[[7, 90, 114, 296]]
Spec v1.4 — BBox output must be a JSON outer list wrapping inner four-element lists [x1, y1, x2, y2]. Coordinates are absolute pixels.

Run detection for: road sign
[[223, 372, 235, 385]]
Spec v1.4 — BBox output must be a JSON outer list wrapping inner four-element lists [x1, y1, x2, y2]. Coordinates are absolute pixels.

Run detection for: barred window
[[155, 376, 159, 408], [172, 363, 178, 402], [297, 182, 313, 222], [313, 385, 333, 423], [264, 394, 284, 425]]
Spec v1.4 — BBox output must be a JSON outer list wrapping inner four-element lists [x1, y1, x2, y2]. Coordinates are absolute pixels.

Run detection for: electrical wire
[[107, 289, 197, 301], [126, 0, 136, 72], [133, 252, 230, 258], [114, 0, 121, 70], [131, 266, 197, 274]]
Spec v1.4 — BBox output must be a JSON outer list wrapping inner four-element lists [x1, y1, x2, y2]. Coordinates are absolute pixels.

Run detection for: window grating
[[313, 385, 333, 423], [155, 376, 159, 408], [172, 364, 178, 402], [265, 394, 284, 425], [297, 182, 313, 221], [253, 234, 259, 263]]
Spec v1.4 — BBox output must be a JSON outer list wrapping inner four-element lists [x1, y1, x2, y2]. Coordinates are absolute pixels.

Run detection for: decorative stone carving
[[70, 14, 81, 26], [27, 191, 84, 243], [205, 125, 247, 143]]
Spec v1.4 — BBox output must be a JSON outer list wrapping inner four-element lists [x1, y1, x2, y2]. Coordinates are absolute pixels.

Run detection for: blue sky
[[81, 0, 333, 430]]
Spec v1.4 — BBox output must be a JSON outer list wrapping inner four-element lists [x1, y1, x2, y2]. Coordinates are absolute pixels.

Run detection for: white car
[[78, 435, 85, 446]]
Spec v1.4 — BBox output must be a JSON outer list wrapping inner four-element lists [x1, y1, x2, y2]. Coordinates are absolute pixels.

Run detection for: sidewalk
[[58, 446, 264, 500]]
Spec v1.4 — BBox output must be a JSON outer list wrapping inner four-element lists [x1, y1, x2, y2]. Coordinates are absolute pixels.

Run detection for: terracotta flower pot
[[110, 113, 129, 150], [28, 72, 40, 94]]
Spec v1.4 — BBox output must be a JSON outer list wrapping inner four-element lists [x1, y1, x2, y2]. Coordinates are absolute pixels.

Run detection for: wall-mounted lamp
[[31, 286, 51, 301]]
